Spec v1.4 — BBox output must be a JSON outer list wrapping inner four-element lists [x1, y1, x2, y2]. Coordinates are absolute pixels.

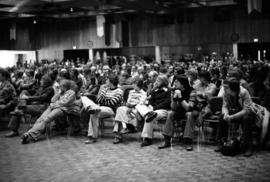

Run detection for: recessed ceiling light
[[70, 8, 73, 12]]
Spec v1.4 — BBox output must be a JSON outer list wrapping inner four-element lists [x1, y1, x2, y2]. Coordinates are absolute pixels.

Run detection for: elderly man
[[135, 74, 171, 147]]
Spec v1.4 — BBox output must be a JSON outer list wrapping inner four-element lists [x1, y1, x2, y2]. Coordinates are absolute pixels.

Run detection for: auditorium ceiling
[[0, 0, 239, 19]]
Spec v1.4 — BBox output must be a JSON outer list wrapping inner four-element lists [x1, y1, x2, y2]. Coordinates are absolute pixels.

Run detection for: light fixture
[[70, 8, 73, 12], [33, 20, 37, 24], [73, 46, 77, 49], [254, 38, 259, 42]]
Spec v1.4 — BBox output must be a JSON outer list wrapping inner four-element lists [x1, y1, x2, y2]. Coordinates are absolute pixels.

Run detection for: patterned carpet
[[0, 130, 270, 182]]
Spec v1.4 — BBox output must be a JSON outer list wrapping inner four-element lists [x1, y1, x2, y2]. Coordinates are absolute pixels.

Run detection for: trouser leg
[[216, 114, 229, 143], [163, 111, 175, 137], [183, 111, 198, 140], [8, 116, 21, 131], [141, 109, 168, 139], [26, 108, 64, 140], [241, 111, 255, 150]]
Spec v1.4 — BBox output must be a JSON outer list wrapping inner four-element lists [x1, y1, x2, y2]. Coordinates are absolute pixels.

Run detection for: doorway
[[238, 42, 270, 61], [63, 49, 89, 64]]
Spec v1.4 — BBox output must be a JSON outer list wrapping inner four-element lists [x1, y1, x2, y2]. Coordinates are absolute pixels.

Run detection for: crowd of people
[[0, 55, 270, 158]]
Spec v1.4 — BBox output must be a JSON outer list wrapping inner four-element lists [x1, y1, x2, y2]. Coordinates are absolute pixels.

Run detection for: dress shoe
[[186, 145, 193, 151], [21, 134, 29, 144], [5, 131, 19, 137], [158, 142, 171, 149], [86, 107, 101, 114], [214, 145, 222, 153], [85, 137, 97, 144], [141, 138, 152, 147], [113, 137, 123, 144], [243, 149, 253, 157], [120, 128, 131, 134], [145, 111, 157, 123]]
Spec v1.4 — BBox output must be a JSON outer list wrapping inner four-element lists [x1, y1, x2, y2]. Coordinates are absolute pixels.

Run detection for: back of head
[[0, 68, 10, 80], [199, 70, 211, 82]]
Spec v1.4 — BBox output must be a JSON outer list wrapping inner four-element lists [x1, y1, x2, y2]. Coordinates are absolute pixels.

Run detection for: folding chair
[[203, 97, 223, 142]]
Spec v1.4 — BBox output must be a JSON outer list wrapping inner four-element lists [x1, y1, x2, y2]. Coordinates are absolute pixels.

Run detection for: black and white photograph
[[0, 0, 270, 181]]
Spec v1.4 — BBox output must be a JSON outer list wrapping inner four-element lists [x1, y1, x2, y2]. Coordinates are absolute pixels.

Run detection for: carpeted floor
[[0, 130, 270, 182]]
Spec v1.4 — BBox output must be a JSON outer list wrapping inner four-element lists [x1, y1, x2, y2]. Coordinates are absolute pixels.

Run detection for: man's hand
[[223, 113, 232, 122], [20, 95, 29, 100], [174, 89, 182, 98]]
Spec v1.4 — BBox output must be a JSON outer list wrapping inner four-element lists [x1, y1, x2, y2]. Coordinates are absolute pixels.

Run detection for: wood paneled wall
[[0, 6, 269, 61]]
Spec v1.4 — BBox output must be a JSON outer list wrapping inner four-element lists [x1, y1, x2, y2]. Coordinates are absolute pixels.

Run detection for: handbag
[[221, 124, 241, 156]]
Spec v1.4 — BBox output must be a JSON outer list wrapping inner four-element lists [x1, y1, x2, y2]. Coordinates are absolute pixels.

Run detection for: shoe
[[85, 137, 97, 144], [141, 138, 152, 147], [21, 134, 29, 144], [145, 111, 157, 123], [86, 107, 101, 114], [186, 145, 193, 151], [243, 149, 253, 157], [120, 128, 131, 134], [5, 131, 19, 137], [158, 135, 171, 149], [214, 145, 222, 153], [158, 142, 171, 149], [113, 137, 123, 144]]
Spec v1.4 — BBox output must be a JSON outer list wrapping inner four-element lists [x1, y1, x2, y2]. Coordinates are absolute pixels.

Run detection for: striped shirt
[[97, 86, 123, 111], [127, 89, 147, 106]]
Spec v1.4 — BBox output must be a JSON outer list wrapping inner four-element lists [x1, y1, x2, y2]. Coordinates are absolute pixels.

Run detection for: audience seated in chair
[[81, 73, 123, 144], [112, 78, 147, 144], [21, 80, 80, 144], [215, 78, 258, 157], [0, 68, 17, 117], [135, 74, 171, 147], [182, 70, 217, 151], [5, 75, 54, 137], [158, 75, 192, 149]]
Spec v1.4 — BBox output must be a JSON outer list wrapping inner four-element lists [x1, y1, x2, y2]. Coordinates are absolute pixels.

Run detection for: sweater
[[97, 86, 123, 111]]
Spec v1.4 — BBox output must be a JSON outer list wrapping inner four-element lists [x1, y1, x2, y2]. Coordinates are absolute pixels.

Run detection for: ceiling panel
[[0, 0, 238, 19]]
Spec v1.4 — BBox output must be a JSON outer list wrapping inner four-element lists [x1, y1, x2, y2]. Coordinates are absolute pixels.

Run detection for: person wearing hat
[[218, 68, 248, 97], [215, 78, 257, 157], [5, 74, 55, 137]]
